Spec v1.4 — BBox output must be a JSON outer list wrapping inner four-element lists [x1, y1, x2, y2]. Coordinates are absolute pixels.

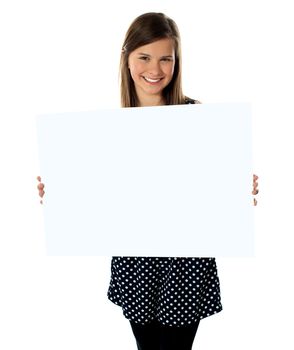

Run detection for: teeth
[[144, 77, 161, 83]]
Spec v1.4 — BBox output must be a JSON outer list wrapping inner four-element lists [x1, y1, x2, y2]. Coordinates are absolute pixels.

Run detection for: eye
[[161, 58, 173, 62], [139, 56, 150, 61]]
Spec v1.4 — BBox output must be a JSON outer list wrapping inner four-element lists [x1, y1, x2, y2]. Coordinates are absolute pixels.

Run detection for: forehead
[[132, 38, 175, 55]]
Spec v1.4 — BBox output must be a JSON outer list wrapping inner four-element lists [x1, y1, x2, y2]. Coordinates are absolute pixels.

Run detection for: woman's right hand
[[36, 176, 45, 204]]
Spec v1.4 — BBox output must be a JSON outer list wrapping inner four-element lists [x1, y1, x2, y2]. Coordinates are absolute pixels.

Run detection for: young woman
[[37, 12, 259, 350], [106, 13, 222, 350]]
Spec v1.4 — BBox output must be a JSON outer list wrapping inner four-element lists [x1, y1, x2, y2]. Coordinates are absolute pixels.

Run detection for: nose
[[148, 60, 163, 76]]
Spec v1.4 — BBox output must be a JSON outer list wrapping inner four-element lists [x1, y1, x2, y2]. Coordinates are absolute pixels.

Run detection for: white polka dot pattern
[[107, 257, 222, 326]]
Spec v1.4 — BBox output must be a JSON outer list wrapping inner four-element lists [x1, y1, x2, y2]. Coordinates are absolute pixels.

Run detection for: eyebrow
[[137, 52, 174, 58]]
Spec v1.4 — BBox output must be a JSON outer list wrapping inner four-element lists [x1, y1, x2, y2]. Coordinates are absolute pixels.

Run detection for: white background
[[0, 0, 293, 349]]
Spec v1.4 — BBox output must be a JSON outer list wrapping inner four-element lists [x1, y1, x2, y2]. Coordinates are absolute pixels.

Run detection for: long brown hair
[[120, 12, 188, 107]]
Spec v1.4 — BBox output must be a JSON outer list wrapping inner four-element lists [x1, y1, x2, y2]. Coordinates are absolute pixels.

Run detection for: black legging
[[130, 319, 200, 350]]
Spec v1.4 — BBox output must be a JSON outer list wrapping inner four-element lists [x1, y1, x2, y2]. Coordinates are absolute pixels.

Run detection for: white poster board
[[36, 103, 254, 256]]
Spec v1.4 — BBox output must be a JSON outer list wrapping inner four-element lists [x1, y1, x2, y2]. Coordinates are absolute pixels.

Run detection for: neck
[[137, 94, 166, 107]]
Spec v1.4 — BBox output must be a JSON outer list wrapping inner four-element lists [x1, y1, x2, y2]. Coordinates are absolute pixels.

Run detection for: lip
[[142, 76, 164, 84]]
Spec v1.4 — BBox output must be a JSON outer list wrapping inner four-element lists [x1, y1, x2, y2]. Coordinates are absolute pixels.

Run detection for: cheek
[[170, 62, 176, 75], [129, 62, 144, 77], [164, 63, 175, 79], [129, 68, 141, 83]]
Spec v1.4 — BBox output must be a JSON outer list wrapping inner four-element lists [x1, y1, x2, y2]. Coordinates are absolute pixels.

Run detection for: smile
[[143, 76, 163, 83]]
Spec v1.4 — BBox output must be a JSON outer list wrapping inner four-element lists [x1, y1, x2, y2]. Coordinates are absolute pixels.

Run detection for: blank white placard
[[36, 103, 254, 256]]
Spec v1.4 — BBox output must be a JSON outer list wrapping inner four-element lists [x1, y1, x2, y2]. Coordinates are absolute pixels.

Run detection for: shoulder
[[184, 97, 202, 104]]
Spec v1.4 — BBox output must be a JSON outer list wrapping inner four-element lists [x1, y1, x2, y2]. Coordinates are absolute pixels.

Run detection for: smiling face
[[128, 38, 176, 106]]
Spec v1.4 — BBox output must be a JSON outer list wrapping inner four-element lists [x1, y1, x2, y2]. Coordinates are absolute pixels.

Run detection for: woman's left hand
[[252, 174, 259, 206]]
